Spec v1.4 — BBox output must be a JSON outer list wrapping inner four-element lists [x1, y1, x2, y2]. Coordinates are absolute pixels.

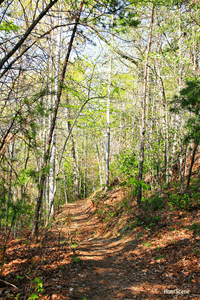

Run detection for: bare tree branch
[[86, 24, 138, 66], [0, 0, 58, 71], [0, 23, 74, 79]]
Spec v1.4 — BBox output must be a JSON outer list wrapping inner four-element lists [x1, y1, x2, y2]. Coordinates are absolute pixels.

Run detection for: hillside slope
[[1, 184, 200, 299]]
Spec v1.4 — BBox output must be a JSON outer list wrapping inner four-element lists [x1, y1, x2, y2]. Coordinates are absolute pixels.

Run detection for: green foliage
[[122, 198, 130, 212], [191, 192, 200, 204], [71, 255, 81, 263], [144, 242, 152, 247], [0, 173, 35, 230], [148, 195, 165, 211], [0, 180, 7, 223], [168, 193, 191, 210], [129, 178, 150, 196], [156, 255, 163, 260], [0, 21, 19, 32], [70, 243, 78, 248], [28, 294, 39, 300], [130, 178, 150, 190], [118, 150, 138, 178], [135, 214, 161, 230], [32, 277, 44, 292], [135, 218, 143, 226], [146, 215, 161, 229], [171, 78, 200, 145], [17, 168, 39, 186], [113, 10, 140, 32], [28, 277, 44, 300], [190, 223, 200, 234]]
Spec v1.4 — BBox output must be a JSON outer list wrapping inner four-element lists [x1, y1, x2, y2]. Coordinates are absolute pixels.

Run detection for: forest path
[[2, 195, 199, 299], [57, 199, 162, 300]]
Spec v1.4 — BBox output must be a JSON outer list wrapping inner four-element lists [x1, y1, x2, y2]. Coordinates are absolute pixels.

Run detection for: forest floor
[[0, 185, 200, 300]]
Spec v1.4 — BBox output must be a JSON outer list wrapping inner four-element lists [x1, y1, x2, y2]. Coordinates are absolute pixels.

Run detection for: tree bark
[[31, 0, 85, 237], [137, 6, 154, 206], [186, 143, 198, 191], [96, 143, 103, 188], [48, 11, 62, 220], [105, 14, 114, 193], [69, 123, 80, 200]]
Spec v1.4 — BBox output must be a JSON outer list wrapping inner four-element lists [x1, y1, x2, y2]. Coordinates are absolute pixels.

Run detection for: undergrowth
[[91, 177, 200, 237]]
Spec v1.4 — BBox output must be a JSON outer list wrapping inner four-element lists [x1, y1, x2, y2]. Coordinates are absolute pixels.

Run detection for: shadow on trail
[[1, 199, 199, 300]]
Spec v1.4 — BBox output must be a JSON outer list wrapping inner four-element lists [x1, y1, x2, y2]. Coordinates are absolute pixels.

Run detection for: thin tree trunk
[[65, 104, 80, 200], [137, 5, 154, 206], [63, 173, 68, 203], [48, 13, 62, 219], [105, 15, 114, 192], [96, 143, 103, 188], [182, 145, 188, 186], [159, 75, 169, 185], [5, 139, 15, 234], [70, 133, 80, 200], [84, 135, 88, 198], [31, 0, 84, 237], [57, 97, 91, 176], [186, 143, 198, 191], [169, 119, 178, 180]]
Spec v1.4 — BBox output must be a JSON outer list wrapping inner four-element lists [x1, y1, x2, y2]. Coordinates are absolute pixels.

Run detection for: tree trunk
[[159, 74, 169, 186], [31, 0, 84, 237], [137, 6, 154, 206], [105, 15, 114, 192], [96, 143, 103, 188], [48, 13, 62, 219], [70, 133, 80, 200], [186, 143, 198, 191], [84, 135, 88, 198]]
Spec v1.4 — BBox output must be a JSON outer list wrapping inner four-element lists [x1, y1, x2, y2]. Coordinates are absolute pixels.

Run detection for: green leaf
[[27, 294, 39, 300], [0, 21, 19, 32]]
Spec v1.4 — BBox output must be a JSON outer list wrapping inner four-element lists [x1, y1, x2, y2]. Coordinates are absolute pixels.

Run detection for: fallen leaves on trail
[[1, 188, 200, 299]]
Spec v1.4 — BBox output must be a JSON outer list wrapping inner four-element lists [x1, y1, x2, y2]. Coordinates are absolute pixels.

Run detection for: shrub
[[190, 223, 200, 234], [148, 195, 165, 211], [118, 150, 138, 177], [168, 193, 191, 210]]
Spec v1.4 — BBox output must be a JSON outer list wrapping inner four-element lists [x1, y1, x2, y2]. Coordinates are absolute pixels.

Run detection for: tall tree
[[32, 0, 85, 237], [137, 5, 154, 206]]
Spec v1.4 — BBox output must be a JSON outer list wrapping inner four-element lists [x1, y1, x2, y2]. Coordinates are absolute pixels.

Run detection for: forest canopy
[[0, 0, 200, 236]]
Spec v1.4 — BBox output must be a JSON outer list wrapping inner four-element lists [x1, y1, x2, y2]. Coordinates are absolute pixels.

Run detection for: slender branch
[[0, 279, 18, 289], [0, 0, 58, 71], [0, 23, 76, 79], [85, 25, 138, 66]]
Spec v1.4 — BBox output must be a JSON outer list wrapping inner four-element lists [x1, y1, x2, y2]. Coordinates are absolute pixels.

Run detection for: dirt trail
[[55, 199, 198, 300], [2, 196, 199, 300], [59, 199, 139, 300]]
